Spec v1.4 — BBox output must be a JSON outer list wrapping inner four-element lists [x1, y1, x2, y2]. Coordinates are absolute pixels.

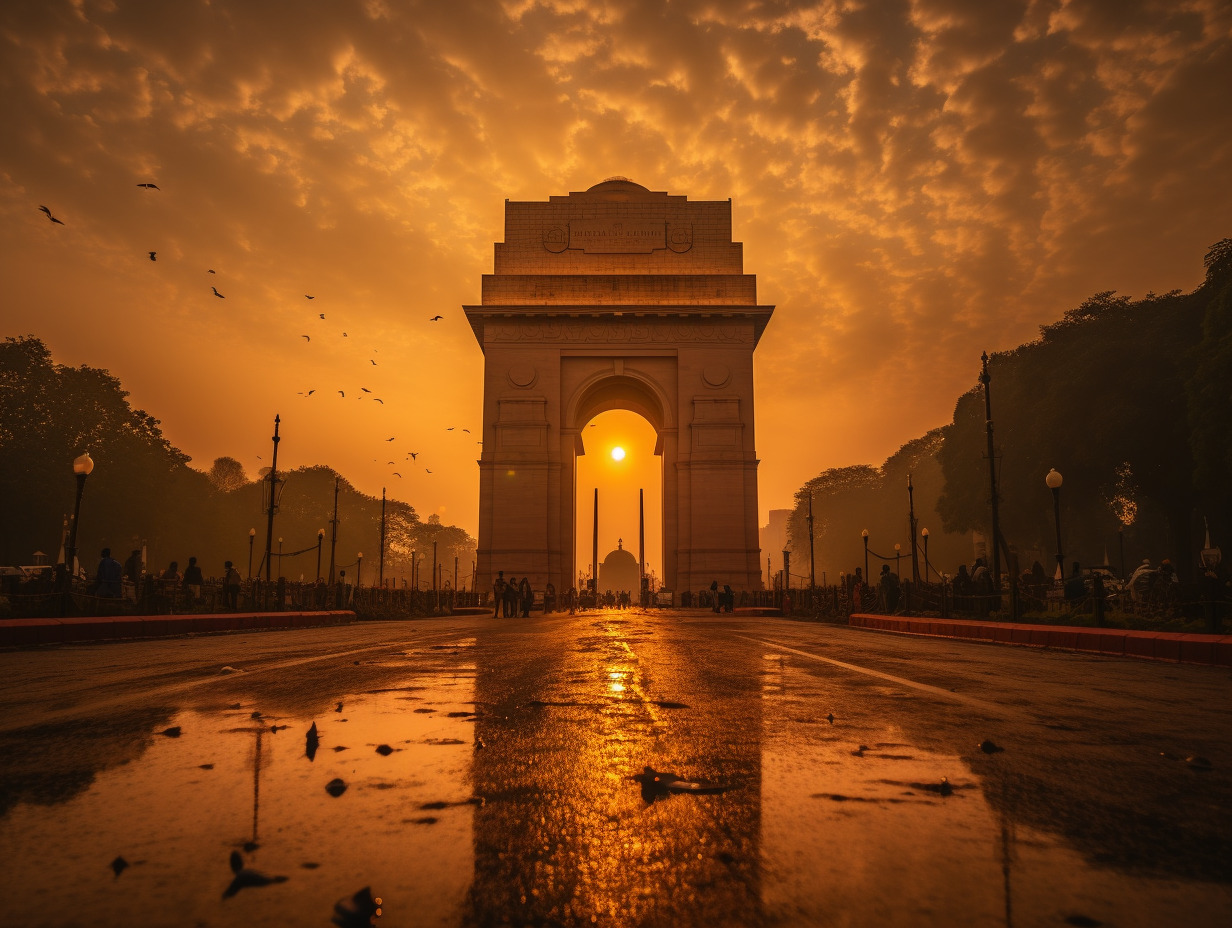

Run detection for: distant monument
[[466, 178, 774, 595], [598, 539, 640, 594]]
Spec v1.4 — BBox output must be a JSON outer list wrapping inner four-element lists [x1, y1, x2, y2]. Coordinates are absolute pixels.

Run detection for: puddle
[[0, 669, 476, 927]]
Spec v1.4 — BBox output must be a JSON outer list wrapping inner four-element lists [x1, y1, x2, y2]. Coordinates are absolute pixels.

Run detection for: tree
[[207, 457, 249, 493], [1187, 239, 1232, 542]]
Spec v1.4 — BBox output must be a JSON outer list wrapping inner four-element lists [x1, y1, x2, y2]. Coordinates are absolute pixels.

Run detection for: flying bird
[[302, 335, 310, 341], [338, 390, 345, 398], [462, 428, 470, 433], [342, 332, 348, 337], [319, 313, 324, 319], [208, 269, 215, 274], [387, 461, 395, 465], [38, 205, 65, 224], [393, 472, 401, 477], [305, 295, 314, 299], [425, 469, 433, 474], [385, 437, 395, 441], [307, 389, 315, 395], [212, 286, 225, 298], [429, 315, 443, 321], [148, 251, 156, 261], [446, 427, 454, 431], [136, 183, 160, 189], [374, 398, 383, 404], [361, 387, 371, 393], [370, 359, 377, 365], [408, 452, 418, 460]]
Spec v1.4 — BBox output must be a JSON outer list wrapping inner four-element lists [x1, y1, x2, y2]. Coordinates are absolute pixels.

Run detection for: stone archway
[[464, 178, 774, 597]]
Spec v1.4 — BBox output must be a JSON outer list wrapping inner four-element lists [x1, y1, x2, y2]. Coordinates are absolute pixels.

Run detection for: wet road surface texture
[[1, 609, 1229, 927]]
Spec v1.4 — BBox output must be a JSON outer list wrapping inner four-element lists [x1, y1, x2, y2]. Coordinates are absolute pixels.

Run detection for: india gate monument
[[464, 178, 774, 596]]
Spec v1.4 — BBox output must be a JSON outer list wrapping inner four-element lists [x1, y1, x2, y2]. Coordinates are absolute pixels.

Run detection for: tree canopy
[[0, 336, 475, 583]]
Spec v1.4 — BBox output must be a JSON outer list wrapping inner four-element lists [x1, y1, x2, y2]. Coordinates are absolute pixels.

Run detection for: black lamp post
[[248, 528, 256, 579], [277, 537, 283, 580], [894, 543, 901, 578], [62, 452, 94, 599], [1046, 468, 1064, 584], [921, 527, 930, 582], [316, 529, 324, 581], [357, 552, 363, 588], [861, 529, 869, 584]]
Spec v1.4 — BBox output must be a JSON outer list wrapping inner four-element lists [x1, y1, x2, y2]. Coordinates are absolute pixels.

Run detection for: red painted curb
[[848, 614, 1230, 666]]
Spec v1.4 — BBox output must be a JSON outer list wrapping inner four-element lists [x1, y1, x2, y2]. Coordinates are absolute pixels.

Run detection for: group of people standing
[[90, 548, 242, 608], [492, 571, 533, 618]]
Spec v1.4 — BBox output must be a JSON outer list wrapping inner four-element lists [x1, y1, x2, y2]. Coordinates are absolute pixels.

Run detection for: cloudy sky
[[3, 0, 1230, 565]]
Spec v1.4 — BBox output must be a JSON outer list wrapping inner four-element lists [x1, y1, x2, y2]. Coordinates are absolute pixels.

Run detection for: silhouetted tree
[[1187, 239, 1232, 541]]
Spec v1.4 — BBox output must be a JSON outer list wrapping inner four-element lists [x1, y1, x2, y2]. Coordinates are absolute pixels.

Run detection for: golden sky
[[3, 0, 1231, 566]]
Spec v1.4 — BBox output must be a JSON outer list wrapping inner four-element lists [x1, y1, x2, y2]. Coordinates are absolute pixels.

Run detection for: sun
[[611, 446, 626, 461]]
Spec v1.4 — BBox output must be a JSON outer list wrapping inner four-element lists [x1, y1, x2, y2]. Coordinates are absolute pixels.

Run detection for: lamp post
[[921, 528, 930, 583], [62, 452, 94, 601], [1046, 468, 1064, 584], [357, 552, 363, 588], [316, 529, 324, 581], [248, 528, 256, 579], [894, 543, 901, 578], [861, 529, 869, 584], [277, 537, 283, 579]]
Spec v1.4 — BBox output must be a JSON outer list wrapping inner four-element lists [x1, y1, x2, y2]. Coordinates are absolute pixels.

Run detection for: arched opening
[[575, 410, 662, 595]]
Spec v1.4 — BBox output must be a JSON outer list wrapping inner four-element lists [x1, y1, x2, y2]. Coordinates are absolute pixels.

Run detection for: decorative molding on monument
[[480, 318, 757, 345]]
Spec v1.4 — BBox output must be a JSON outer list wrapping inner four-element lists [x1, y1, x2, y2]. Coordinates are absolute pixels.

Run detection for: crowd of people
[[87, 548, 245, 608]]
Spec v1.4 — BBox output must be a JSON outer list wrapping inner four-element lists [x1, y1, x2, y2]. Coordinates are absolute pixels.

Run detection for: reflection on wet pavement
[[1, 614, 1229, 927], [0, 640, 477, 928]]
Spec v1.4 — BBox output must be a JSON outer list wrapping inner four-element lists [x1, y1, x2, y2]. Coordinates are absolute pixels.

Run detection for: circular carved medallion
[[702, 364, 730, 388], [543, 225, 568, 253], [508, 364, 537, 388]]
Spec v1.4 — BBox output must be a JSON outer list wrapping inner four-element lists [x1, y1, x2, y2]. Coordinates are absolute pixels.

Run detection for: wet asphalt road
[[0, 608, 1229, 928]]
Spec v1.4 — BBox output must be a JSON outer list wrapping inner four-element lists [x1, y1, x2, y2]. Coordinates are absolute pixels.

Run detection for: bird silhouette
[[302, 335, 310, 342], [462, 428, 470, 433], [387, 461, 395, 465], [446, 427, 454, 431], [408, 452, 418, 460], [429, 315, 443, 321], [374, 398, 383, 404], [319, 313, 325, 319], [136, 183, 160, 189], [307, 389, 315, 395], [38, 205, 65, 224], [208, 269, 215, 274], [148, 251, 157, 261], [386, 437, 395, 441], [425, 469, 433, 474], [342, 332, 348, 337], [338, 390, 345, 397], [392, 472, 401, 477], [305, 295, 314, 299], [212, 286, 225, 298], [370, 359, 377, 365], [361, 387, 371, 393]]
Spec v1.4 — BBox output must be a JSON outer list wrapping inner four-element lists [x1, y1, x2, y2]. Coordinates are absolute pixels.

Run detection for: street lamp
[[921, 528, 930, 582], [1046, 468, 1064, 583], [861, 529, 869, 584], [316, 529, 325, 581], [357, 552, 363, 588], [248, 528, 256, 579], [62, 452, 94, 599], [277, 536, 283, 579], [894, 543, 901, 578]]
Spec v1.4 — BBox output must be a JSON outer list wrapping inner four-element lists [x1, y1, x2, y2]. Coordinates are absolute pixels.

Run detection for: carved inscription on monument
[[568, 220, 666, 253], [485, 319, 753, 345]]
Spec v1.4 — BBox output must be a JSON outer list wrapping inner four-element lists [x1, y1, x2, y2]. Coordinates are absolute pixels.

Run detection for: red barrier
[[0, 611, 357, 646]]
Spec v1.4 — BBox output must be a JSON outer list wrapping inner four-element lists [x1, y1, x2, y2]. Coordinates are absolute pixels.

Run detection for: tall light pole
[[357, 552, 363, 588], [979, 352, 1003, 589], [379, 487, 386, 588], [1046, 468, 1064, 583], [921, 527, 930, 582], [316, 529, 324, 581], [894, 543, 901, 578], [263, 414, 281, 583], [328, 476, 340, 585], [907, 474, 920, 583], [64, 452, 94, 583], [807, 491, 816, 591], [61, 452, 94, 610], [277, 537, 283, 579], [248, 528, 256, 579], [861, 529, 869, 583]]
